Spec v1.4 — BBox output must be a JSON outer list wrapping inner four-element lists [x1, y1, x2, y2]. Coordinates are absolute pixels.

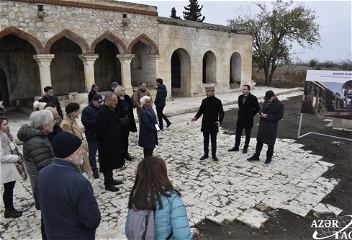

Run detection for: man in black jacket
[[155, 78, 171, 130], [38, 86, 63, 119], [229, 85, 260, 153], [95, 92, 124, 191], [248, 90, 284, 164], [192, 86, 224, 161], [88, 84, 98, 103], [82, 94, 104, 179]]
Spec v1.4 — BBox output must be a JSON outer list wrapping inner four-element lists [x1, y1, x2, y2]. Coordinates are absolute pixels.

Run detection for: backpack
[[127, 208, 173, 240], [131, 90, 140, 109], [127, 208, 156, 240]]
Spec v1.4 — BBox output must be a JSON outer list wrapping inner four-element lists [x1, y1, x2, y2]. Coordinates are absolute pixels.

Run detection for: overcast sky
[[120, 0, 351, 63]]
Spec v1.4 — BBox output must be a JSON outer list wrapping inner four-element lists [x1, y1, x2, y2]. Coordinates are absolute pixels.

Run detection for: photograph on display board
[[301, 70, 352, 120]]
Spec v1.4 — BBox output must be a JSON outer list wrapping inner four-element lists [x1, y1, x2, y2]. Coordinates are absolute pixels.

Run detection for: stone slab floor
[[0, 91, 341, 239]]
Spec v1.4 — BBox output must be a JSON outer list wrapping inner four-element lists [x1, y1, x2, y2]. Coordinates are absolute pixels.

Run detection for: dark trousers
[[203, 132, 217, 156], [41, 215, 47, 240], [88, 141, 99, 172], [156, 106, 170, 130], [143, 148, 154, 158], [3, 181, 15, 209], [235, 125, 252, 149], [122, 126, 130, 157], [254, 140, 274, 159], [103, 170, 114, 188]]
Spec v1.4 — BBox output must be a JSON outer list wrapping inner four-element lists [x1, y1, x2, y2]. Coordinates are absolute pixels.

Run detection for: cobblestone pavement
[[0, 90, 341, 239]]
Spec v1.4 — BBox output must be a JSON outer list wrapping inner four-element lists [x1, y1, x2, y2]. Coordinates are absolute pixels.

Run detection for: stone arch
[[171, 48, 191, 96], [230, 52, 242, 88], [0, 27, 44, 54], [90, 31, 127, 54], [49, 37, 85, 95], [202, 51, 216, 83], [44, 29, 89, 54], [128, 34, 159, 55]]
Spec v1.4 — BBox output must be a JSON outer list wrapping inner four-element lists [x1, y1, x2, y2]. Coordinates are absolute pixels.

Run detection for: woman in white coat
[[0, 117, 27, 218]]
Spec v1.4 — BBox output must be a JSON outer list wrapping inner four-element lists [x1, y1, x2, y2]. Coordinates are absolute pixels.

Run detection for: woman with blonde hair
[[61, 103, 93, 180], [0, 117, 27, 218], [125, 157, 192, 240], [115, 86, 137, 161]]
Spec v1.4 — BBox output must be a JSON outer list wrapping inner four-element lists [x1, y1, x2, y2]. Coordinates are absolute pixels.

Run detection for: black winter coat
[[34, 158, 101, 240], [237, 93, 260, 128], [154, 84, 167, 107], [88, 90, 97, 104], [38, 95, 63, 119], [257, 97, 284, 145], [194, 96, 224, 133], [116, 94, 137, 133], [95, 104, 124, 171], [81, 103, 100, 142], [17, 124, 55, 192]]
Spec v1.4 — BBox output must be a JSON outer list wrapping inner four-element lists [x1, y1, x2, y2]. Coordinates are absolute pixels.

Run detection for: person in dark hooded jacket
[[154, 78, 171, 130]]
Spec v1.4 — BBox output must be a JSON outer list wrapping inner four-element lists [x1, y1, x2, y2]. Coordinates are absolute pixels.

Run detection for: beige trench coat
[[60, 116, 93, 178]]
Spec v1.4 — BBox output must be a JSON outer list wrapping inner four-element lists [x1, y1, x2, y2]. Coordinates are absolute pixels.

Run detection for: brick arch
[[44, 29, 89, 54], [0, 27, 44, 54], [90, 31, 127, 54], [128, 34, 159, 55]]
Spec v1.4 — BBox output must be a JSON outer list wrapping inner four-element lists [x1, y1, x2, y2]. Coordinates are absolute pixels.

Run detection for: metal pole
[[297, 113, 303, 139]]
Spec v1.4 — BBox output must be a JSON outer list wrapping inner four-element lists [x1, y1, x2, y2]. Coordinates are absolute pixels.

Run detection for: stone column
[[116, 54, 134, 96], [33, 54, 55, 96], [78, 54, 99, 92], [148, 54, 160, 88]]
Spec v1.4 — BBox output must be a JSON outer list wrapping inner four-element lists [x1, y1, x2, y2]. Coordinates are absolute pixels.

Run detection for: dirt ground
[[195, 95, 352, 240]]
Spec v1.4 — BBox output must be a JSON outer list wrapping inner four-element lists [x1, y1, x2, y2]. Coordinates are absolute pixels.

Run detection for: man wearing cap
[[34, 132, 101, 240], [95, 92, 124, 192], [247, 90, 284, 164], [88, 84, 98, 103], [229, 85, 260, 153], [111, 82, 119, 92], [192, 86, 224, 161], [82, 94, 104, 179]]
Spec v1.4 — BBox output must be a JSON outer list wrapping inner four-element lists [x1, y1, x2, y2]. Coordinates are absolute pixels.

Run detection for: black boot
[[4, 208, 22, 218]]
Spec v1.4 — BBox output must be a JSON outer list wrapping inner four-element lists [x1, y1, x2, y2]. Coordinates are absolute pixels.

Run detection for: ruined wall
[[157, 17, 252, 97]]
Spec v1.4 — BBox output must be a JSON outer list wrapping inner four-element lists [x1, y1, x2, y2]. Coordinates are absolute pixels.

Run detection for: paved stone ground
[[0, 89, 341, 239]]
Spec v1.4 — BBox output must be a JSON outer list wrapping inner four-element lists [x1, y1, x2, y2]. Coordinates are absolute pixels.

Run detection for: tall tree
[[170, 7, 181, 19], [183, 0, 205, 22], [228, 0, 321, 86]]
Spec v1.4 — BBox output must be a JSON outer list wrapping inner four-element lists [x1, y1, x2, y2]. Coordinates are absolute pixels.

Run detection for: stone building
[[0, 0, 252, 108]]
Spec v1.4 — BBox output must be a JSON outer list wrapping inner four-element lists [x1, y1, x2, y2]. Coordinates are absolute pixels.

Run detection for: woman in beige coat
[[0, 117, 27, 218], [60, 103, 93, 180]]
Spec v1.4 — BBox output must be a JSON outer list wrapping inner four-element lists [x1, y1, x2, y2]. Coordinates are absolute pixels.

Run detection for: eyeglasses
[[147, 101, 152, 103], [110, 100, 118, 102]]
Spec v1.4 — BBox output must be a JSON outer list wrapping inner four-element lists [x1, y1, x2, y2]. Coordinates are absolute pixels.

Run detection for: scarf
[[0, 130, 27, 180]]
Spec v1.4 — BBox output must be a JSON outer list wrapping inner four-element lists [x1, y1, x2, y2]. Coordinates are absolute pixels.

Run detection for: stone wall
[[0, 0, 159, 53], [157, 17, 252, 98]]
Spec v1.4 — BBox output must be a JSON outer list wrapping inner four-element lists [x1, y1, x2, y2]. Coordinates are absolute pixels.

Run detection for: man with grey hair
[[96, 92, 124, 191], [192, 86, 224, 161], [17, 109, 55, 240]]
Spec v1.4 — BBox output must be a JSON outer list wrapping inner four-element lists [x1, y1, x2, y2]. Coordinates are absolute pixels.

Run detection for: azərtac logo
[[311, 215, 352, 239]]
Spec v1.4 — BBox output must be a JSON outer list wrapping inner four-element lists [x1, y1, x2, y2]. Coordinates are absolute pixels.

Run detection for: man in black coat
[[38, 86, 63, 119], [229, 85, 260, 153], [154, 78, 171, 130], [95, 92, 124, 192], [248, 90, 284, 164], [88, 84, 98, 103], [34, 132, 101, 240], [82, 94, 104, 179], [192, 86, 224, 161]]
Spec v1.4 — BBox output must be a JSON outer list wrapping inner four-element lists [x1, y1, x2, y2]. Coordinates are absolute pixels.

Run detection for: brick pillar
[[148, 54, 160, 88], [33, 54, 55, 96], [78, 54, 99, 92], [116, 54, 134, 96]]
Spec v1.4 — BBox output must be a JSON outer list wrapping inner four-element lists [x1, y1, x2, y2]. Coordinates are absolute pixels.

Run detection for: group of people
[[0, 80, 284, 239]]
